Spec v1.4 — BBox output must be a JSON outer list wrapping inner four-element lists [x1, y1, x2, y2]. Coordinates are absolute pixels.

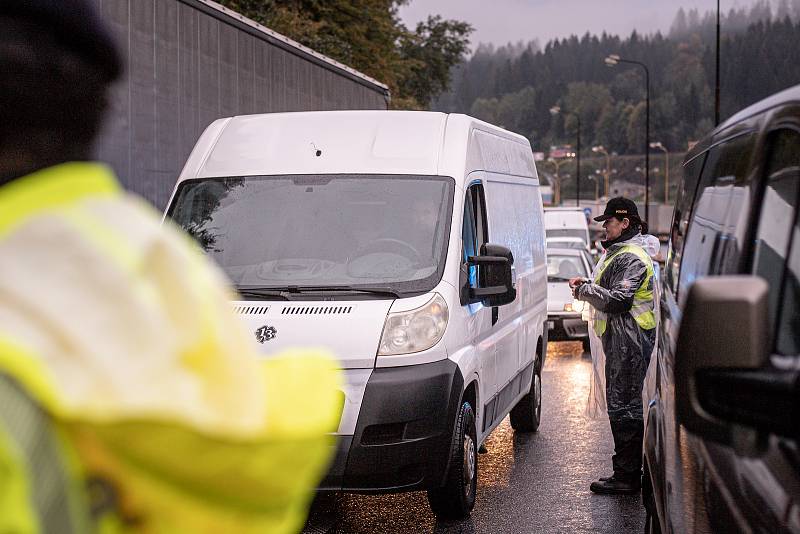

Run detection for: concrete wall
[[93, 0, 390, 209]]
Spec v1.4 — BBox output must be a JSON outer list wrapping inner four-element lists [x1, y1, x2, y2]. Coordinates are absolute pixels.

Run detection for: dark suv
[[643, 84, 800, 533]]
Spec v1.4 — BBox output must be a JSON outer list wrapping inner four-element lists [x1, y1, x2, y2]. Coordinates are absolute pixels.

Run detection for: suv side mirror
[[467, 243, 517, 307], [675, 276, 772, 450]]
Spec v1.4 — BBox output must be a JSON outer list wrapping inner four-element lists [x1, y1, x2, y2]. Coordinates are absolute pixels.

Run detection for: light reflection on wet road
[[304, 342, 645, 533]]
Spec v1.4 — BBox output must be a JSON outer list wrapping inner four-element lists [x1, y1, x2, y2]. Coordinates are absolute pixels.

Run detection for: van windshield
[[167, 174, 455, 296], [546, 255, 588, 282]]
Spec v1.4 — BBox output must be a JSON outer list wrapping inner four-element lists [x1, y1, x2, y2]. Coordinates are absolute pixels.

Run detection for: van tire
[[642, 465, 662, 534], [427, 401, 477, 520], [510, 367, 542, 432]]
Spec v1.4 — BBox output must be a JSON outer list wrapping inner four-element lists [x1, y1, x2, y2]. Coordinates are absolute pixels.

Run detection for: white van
[[165, 111, 548, 519], [544, 206, 591, 248]]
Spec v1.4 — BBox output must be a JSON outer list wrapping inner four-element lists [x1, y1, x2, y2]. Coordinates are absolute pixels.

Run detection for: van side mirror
[[467, 243, 517, 307], [675, 276, 773, 451]]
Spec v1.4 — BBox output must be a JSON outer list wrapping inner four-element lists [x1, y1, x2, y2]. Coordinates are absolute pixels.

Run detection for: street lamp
[[592, 145, 611, 198], [605, 53, 650, 226], [591, 170, 601, 200], [546, 156, 569, 205], [550, 105, 581, 206], [650, 141, 670, 203]]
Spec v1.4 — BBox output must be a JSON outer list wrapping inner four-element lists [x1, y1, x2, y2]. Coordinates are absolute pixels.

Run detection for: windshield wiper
[[548, 276, 574, 282], [237, 285, 402, 299], [236, 288, 292, 300], [276, 285, 401, 298]]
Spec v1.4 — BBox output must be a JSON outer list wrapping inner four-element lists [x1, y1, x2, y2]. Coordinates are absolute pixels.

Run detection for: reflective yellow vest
[[0, 163, 341, 533], [592, 244, 657, 336]]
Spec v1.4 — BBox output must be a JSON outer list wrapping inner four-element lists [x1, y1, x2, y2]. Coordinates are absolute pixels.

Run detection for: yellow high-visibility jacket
[[0, 162, 341, 533]]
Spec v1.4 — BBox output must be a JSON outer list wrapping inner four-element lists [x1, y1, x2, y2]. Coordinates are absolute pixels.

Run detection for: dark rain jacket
[[575, 234, 657, 423]]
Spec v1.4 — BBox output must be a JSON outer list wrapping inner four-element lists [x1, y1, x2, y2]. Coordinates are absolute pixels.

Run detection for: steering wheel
[[353, 238, 423, 265]]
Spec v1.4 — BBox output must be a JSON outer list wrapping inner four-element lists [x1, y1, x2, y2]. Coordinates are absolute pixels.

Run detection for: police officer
[[0, 1, 339, 531], [571, 197, 657, 495]]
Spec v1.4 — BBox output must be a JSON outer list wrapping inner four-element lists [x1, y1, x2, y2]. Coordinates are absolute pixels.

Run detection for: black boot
[[589, 476, 641, 495]]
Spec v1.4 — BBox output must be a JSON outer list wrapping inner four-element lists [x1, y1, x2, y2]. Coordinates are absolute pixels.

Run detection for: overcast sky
[[399, 0, 763, 50]]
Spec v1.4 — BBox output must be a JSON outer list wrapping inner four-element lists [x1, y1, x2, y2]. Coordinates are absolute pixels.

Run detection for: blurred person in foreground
[[569, 198, 659, 495], [0, 1, 340, 531]]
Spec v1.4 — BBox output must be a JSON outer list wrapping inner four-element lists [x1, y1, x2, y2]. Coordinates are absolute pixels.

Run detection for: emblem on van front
[[255, 325, 277, 343]]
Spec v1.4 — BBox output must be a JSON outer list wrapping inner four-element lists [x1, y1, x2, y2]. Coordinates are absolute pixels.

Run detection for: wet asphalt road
[[303, 341, 645, 534]]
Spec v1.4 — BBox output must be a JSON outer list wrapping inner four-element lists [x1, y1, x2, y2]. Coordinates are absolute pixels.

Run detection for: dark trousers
[[610, 417, 644, 483]]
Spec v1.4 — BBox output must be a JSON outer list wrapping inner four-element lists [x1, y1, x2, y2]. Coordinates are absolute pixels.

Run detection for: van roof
[[176, 111, 537, 186]]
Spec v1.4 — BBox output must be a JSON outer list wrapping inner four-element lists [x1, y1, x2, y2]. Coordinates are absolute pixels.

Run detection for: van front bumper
[[319, 358, 464, 493]]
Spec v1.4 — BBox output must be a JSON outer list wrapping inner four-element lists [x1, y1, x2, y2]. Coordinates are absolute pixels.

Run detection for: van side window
[[753, 129, 800, 352], [677, 133, 755, 301], [461, 183, 488, 299], [665, 154, 705, 294]]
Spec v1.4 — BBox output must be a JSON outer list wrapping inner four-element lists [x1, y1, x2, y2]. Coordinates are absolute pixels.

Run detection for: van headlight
[[564, 299, 585, 313], [378, 293, 448, 356]]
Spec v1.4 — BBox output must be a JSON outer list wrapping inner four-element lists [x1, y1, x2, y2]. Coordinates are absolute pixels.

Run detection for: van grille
[[281, 306, 353, 315], [233, 306, 270, 315]]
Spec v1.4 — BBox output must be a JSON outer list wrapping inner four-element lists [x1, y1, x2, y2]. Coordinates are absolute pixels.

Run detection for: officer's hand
[[568, 277, 584, 290]]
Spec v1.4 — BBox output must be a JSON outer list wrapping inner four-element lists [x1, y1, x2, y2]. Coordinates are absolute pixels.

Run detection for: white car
[[546, 247, 593, 351], [544, 207, 591, 247], [166, 110, 549, 520]]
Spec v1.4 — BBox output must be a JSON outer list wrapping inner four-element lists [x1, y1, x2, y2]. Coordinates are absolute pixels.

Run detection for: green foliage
[[437, 2, 800, 156], [216, 0, 472, 109]]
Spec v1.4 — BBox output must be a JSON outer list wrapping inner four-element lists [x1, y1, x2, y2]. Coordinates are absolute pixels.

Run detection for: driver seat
[[557, 261, 580, 279]]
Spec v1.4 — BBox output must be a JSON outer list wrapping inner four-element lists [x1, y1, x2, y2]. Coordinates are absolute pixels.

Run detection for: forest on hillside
[[436, 0, 800, 158]]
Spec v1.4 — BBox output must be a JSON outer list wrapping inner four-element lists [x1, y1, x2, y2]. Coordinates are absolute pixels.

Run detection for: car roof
[[546, 247, 583, 257], [686, 82, 800, 162], [546, 237, 585, 242]]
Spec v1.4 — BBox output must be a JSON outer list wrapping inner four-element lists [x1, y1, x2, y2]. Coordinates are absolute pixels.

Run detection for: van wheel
[[644, 509, 662, 534], [510, 367, 542, 432], [427, 401, 477, 520], [642, 466, 662, 534]]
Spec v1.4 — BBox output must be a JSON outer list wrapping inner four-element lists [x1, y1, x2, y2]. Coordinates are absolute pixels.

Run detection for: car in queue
[[544, 207, 591, 248], [643, 84, 800, 533], [165, 110, 549, 520], [546, 247, 592, 351]]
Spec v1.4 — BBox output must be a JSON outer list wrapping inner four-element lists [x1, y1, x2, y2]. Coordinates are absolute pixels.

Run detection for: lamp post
[[605, 54, 650, 226], [716, 0, 721, 125], [550, 105, 581, 206], [546, 156, 569, 205], [591, 170, 601, 200], [650, 141, 670, 203], [592, 145, 611, 198]]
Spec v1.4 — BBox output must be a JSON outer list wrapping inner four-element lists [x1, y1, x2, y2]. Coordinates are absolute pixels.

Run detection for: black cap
[[0, 0, 123, 82], [594, 197, 641, 222]]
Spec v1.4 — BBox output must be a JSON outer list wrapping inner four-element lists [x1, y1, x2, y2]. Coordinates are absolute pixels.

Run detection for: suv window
[[753, 129, 800, 333], [665, 154, 705, 294], [777, 220, 800, 357], [678, 133, 755, 302]]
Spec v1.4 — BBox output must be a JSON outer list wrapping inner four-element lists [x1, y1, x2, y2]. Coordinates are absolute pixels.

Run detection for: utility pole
[[716, 0, 721, 125]]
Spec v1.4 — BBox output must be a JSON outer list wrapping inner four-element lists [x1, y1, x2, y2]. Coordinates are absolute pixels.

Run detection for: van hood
[[547, 282, 574, 313], [232, 299, 393, 369]]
